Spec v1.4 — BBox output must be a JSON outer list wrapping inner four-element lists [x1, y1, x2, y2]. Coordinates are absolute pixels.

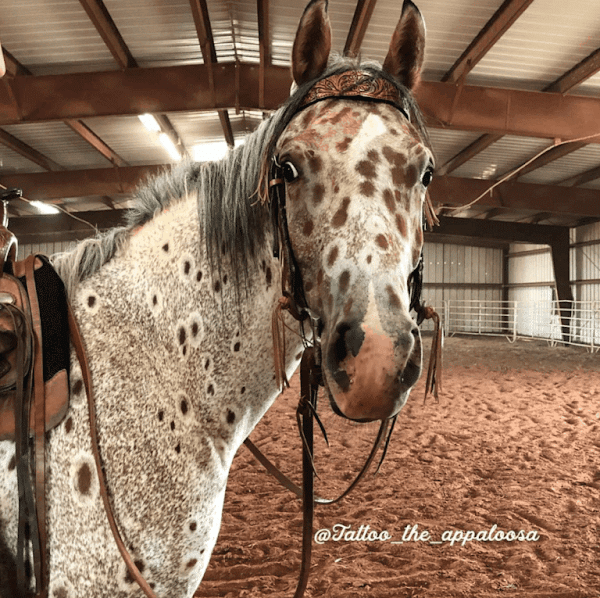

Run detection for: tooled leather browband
[[299, 70, 409, 118]]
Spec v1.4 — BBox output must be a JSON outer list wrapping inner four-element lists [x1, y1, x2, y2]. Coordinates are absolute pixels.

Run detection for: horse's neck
[[72, 194, 299, 453]]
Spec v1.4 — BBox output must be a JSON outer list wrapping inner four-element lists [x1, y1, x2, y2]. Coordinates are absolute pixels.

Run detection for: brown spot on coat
[[396, 214, 408, 237], [303, 219, 314, 237], [343, 298, 353, 316], [87, 296, 96, 308], [332, 197, 351, 228], [336, 137, 352, 153], [386, 285, 401, 309], [376, 234, 389, 250], [308, 155, 323, 174], [327, 247, 339, 268], [356, 160, 376, 179], [360, 181, 375, 197], [73, 379, 83, 396], [339, 271, 350, 293], [186, 559, 198, 569], [77, 463, 92, 495], [8, 454, 16, 471], [313, 184, 325, 204], [226, 409, 236, 424], [382, 146, 406, 168], [383, 189, 395, 213], [65, 417, 73, 434]]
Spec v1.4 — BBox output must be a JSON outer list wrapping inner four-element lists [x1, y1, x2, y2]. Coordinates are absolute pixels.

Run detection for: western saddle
[[0, 187, 70, 596]]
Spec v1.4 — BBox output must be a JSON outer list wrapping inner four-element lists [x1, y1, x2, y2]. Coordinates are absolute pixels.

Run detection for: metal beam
[[78, 0, 136, 68], [544, 47, 600, 94], [436, 134, 502, 176], [442, 0, 534, 84], [257, 0, 271, 108], [429, 175, 600, 219], [2, 167, 598, 223], [344, 0, 378, 58], [557, 164, 600, 187], [1, 66, 600, 142], [1, 48, 32, 77], [63, 119, 129, 167], [0, 128, 65, 171], [431, 215, 567, 245], [509, 141, 586, 180]]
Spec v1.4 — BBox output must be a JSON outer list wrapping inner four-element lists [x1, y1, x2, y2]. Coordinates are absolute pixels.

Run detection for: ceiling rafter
[[442, 0, 534, 84], [344, 0, 378, 58], [2, 167, 598, 222], [78, 0, 136, 68], [0, 128, 65, 172], [257, 0, 271, 109], [440, 41, 600, 178], [2, 66, 600, 144], [64, 119, 129, 168], [189, 0, 234, 147], [557, 164, 600, 187]]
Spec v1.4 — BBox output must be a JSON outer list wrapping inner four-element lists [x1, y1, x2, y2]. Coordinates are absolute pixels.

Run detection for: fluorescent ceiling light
[[138, 113, 161, 132], [191, 138, 246, 163], [30, 200, 60, 215], [159, 132, 182, 162]]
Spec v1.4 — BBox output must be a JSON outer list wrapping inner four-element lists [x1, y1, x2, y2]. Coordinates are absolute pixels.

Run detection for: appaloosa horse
[[0, 0, 434, 595]]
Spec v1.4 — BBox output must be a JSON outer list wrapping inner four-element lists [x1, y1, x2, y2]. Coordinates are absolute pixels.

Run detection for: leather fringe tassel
[[272, 296, 291, 391], [422, 306, 443, 401]]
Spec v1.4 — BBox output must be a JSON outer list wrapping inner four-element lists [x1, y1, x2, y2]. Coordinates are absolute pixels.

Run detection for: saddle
[[0, 188, 71, 596]]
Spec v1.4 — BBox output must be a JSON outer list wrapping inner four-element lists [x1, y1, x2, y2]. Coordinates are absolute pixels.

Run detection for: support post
[[550, 229, 573, 344]]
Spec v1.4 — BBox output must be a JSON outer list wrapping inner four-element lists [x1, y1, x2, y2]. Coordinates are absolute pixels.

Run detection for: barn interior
[[1, 2, 599, 597]]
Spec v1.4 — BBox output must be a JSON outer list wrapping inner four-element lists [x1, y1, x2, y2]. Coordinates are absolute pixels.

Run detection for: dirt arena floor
[[195, 335, 600, 598]]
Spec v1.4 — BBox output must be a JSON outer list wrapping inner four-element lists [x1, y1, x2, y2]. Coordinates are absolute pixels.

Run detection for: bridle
[[243, 70, 443, 598]]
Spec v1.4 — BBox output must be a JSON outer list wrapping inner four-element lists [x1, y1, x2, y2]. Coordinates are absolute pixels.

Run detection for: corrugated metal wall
[[17, 240, 75, 261], [572, 222, 600, 304], [421, 242, 503, 332]]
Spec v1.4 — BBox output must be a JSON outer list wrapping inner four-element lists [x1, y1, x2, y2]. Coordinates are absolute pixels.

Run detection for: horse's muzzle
[[323, 316, 422, 422]]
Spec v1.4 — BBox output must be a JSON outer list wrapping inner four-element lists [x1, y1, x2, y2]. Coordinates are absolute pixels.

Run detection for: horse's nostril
[[333, 321, 364, 362], [400, 358, 420, 388]]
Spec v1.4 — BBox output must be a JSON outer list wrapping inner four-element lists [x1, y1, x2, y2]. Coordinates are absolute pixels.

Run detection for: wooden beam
[[0, 128, 65, 171], [2, 66, 600, 142], [63, 119, 129, 167], [344, 0, 378, 58], [442, 0, 534, 84], [78, 0, 137, 68]]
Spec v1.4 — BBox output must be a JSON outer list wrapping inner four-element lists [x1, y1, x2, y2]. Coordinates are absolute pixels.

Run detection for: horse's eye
[[282, 161, 299, 183], [421, 167, 434, 188]]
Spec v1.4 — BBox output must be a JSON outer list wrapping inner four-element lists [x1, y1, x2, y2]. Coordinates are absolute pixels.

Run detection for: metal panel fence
[[442, 299, 600, 351]]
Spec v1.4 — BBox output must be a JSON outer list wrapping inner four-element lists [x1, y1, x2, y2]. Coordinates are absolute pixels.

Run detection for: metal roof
[[1, 0, 599, 239]]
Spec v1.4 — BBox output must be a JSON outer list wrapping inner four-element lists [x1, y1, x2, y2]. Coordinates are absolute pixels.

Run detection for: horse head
[[268, 0, 433, 422]]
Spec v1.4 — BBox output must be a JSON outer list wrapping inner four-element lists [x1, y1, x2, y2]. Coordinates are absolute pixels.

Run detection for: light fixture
[[138, 113, 161, 132], [159, 132, 182, 162], [30, 200, 60, 215], [191, 138, 246, 163]]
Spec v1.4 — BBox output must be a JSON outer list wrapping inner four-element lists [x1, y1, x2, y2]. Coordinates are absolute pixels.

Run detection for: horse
[[0, 0, 434, 595]]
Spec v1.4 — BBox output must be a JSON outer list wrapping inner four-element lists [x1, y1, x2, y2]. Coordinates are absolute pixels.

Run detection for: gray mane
[[52, 55, 429, 298]]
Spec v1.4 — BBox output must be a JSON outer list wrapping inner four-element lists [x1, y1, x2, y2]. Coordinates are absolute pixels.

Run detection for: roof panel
[[2, 122, 113, 170], [0, 146, 46, 174], [427, 129, 482, 168], [82, 116, 173, 166], [468, 0, 600, 91], [519, 144, 600, 185], [0, 0, 115, 74], [452, 136, 551, 180], [104, 0, 203, 67]]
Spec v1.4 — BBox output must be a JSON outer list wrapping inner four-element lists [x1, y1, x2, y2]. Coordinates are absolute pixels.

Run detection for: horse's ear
[[292, 0, 332, 87], [382, 0, 426, 91]]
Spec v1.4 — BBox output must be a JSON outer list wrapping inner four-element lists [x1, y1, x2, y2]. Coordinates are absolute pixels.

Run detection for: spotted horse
[[0, 0, 439, 596]]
